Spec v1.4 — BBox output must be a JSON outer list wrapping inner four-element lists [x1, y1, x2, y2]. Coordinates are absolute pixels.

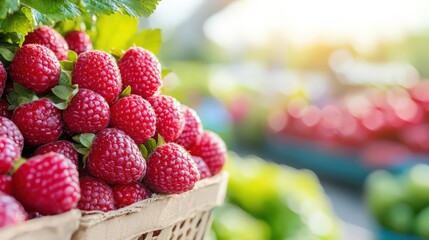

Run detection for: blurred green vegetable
[[212, 153, 339, 240]]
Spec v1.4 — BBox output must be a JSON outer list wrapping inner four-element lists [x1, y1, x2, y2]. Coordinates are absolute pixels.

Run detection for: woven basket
[[0, 210, 81, 240], [72, 172, 228, 240]]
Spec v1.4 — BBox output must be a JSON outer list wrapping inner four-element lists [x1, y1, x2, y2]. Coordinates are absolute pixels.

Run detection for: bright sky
[[151, 0, 429, 51]]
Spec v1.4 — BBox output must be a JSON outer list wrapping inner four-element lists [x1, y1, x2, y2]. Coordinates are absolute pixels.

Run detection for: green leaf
[[0, 47, 14, 61], [79, 133, 95, 148], [67, 50, 78, 62], [161, 68, 172, 79], [157, 134, 166, 147], [94, 13, 138, 51], [0, 0, 20, 19], [120, 85, 131, 98], [128, 28, 162, 55], [7, 83, 38, 110], [0, 7, 34, 35], [51, 85, 75, 100], [139, 144, 148, 159], [60, 61, 74, 71], [144, 138, 157, 155], [80, 0, 120, 16], [118, 0, 161, 18], [30, 8, 52, 25], [21, 0, 81, 22], [51, 102, 68, 110], [73, 143, 90, 156], [59, 71, 72, 86]]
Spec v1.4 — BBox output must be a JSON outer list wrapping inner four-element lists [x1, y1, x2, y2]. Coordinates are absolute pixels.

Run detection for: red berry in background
[[190, 131, 227, 176], [112, 182, 151, 209], [175, 106, 203, 149], [63, 88, 110, 134], [12, 99, 62, 146], [72, 50, 122, 104], [87, 128, 146, 184], [0, 100, 11, 119], [0, 62, 6, 97], [9, 44, 60, 93], [118, 47, 162, 99], [34, 140, 79, 166], [148, 95, 185, 142], [0, 117, 24, 150], [78, 176, 114, 212], [0, 192, 27, 227], [0, 175, 11, 195], [145, 143, 199, 194], [23, 26, 69, 60], [0, 137, 20, 175], [64, 30, 93, 55], [110, 94, 156, 144], [192, 156, 212, 180], [12, 152, 80, 215]]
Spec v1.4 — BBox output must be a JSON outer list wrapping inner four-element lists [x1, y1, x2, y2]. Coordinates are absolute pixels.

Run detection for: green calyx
[[72, 133, 95, 167], [119, 85, 132, 98], [7, 82, 39, 110], [9, 157, 26, 175], [139, 134, 166, 159]]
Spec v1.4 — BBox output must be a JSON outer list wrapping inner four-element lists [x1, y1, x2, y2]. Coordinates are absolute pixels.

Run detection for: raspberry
[[118, 47, 161, 98], [64, 30, 93, 55], [0, 175, 12, 194], [0, 137, 20, 174], [0, 61, 6, 97], [145, 143, 199, 194], [78, 176, 114, 212], [72, 51, 122, 104], [12, 99, 62, 146], [175, 106, 203, 149], [0, 117, 24, 150], [87, 128, 146, 184], [192, 156, 212, 180], [112, 182, 151, 209], [148, 95, 185, 142], [110, 95, 156, 144], [190, 131, 226, 176], [34, 140, 78, 166], [23, 26, 69, 60], [9, 44, 61, 93], [0, 192, 27, 227], [12, 152, 80, 215], [63, 88, 110, 134], [0, 100, 11, 119]]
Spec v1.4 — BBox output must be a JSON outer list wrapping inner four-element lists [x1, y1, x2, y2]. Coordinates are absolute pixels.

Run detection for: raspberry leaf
[[7, 83, 38, 110], [138, 144, 149, 159], [120, 86, 132, 98], [20, 0, 80, 22], [72, 133, 95, 148], [0, 0, 19, 19], [59, 71, 72, 86], [67, 50, 78, 62], [0, 47, 14, 61], [49, 84, 78, 109], [128, 28, 162, 55]]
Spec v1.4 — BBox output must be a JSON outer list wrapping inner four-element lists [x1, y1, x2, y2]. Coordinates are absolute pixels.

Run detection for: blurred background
[[145, 0, 429, 239]]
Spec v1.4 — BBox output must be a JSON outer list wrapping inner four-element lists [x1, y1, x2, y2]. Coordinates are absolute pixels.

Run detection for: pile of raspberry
[[0, 26, 227, 228]]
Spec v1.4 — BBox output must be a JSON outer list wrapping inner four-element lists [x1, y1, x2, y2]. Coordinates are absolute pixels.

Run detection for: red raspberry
[[148, 95, 185, 142], [23, 26, 69, 60], [0, 137, 20, 174], [145, 143, 199, 194], [72, 51, 122, 104], [192, 156, 212, 180], [0, 175, 12, 194], [0, 192, 27, 227], [175, 106, 203, 149], [12, 152, 80, 215], [110, 95, 156, 144], [87, 128, 146, 184], [0, 117, 24, 150], [63, 88, 110, 134], [118, 47, 161, 98], [78, 176, 114, 212], [64, 31, 93, 55], [112, 182, 151, 209], [0, 100, 11, 119], [9, 44, 61, 93], [0, 61, 6, 97], [34, 140, 78, 166], [190, 131, 227, 176], [12, 99, 62, 146]]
